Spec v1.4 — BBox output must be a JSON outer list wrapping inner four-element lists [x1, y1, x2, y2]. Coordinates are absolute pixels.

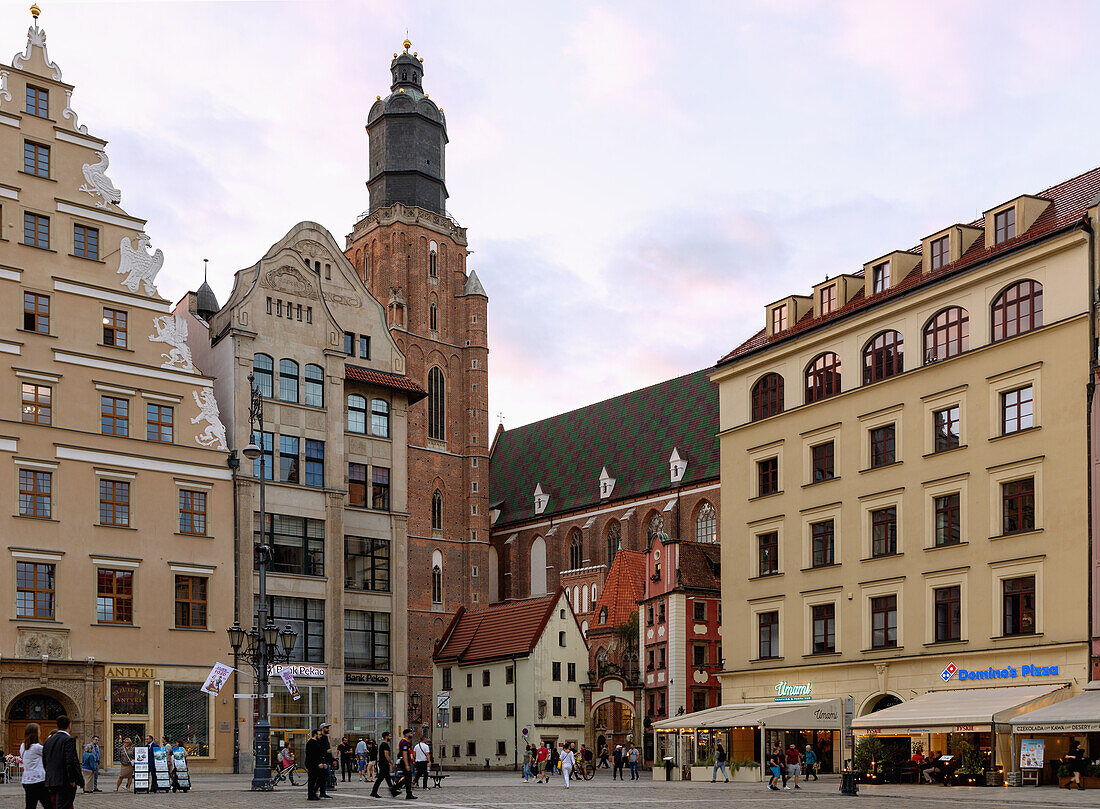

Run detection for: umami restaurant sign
[[775, 681, 812, 702]]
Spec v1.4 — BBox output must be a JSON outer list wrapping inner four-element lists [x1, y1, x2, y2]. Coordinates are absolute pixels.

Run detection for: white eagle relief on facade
[[149, 314, 194, 372], [117, 234, 164, 295], [80, 151, 121, 207], [191, 389, 228, 451]]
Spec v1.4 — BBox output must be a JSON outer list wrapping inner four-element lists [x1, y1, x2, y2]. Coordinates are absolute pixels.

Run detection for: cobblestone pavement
[[4, 771, 1100, 808]]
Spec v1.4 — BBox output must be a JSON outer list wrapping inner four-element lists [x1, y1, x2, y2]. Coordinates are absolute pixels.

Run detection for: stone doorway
[[7, 692, 67, 754]]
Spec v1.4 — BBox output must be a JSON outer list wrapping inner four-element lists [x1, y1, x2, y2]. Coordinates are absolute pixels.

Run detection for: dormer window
[[820, 284, 837, 315], [930, 235, 950, 270], [771, 304, 788, 333], [872, 262, 890, 293], [994, 208, 1016, 244]]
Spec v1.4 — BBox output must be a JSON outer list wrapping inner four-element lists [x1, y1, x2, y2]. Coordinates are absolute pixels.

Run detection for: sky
[[10, 0, 1100, 430]]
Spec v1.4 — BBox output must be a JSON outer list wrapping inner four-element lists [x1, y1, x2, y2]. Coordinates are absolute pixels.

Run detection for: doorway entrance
[[7, 693, 67, 754]]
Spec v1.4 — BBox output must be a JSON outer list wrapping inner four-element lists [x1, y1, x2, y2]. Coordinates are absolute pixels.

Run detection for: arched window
[[569, 531, 583, 570], [278, 359, 299, 403], [599, 607, 608, 625], [429, 303, 438, 332], [427, 367, 445, 440], [429, 241, 438, 277], [751, 373, 784, 420], [591, 584, 597, 602], [304, 363, 324, 407], [923, 306, 969, 363], [695, 502, 717, 543], [371, 398, 390, 438], [605, 521, 621, 565], [347, 394, 367, 433], [530, 536, 547, 595], [431, 549, 443, 605], [431, 490, 443, 531], [253, 353, 273, 398], [805, 353, 841, 403], [647, 513, 665, 544], [863, 331, 904, 384], [992, 280, 1043, 342]]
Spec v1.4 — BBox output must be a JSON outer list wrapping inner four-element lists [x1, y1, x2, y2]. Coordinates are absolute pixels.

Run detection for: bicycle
[[270, 762, 306, 787], [580, 762, 596, 781]]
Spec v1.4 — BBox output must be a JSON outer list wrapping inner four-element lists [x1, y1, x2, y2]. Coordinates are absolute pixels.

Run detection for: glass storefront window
[[163, 682, 210, 757], [344, 691, 393, 740], [110, 680, 149, 715], [270, 686, 327, 765]]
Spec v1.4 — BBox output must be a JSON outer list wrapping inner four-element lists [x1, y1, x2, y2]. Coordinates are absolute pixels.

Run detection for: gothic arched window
[[605, 521, 621, 566], [427, 367, 445, 440], [431, 490, 443, 532], [695, 502, 717, 543], [599, 607, 608, 625], [569, 531, 583, 570], [431, 549, 443, 605], [429, 241, 438, 278], [647, 513, 665, 544], [429, 303, 438, 332]]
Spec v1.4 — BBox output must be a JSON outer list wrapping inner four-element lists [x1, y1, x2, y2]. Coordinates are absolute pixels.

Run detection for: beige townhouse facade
[[0, 13, 235, 769], [432, 590, 588, 769], [182, 221, 423, 769], [713, 166, 1100, 770]]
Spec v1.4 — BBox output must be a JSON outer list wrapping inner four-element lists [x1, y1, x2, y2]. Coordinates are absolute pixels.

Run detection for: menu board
[[133, 746, 150, 793], [1020, 739, 1045, 770]]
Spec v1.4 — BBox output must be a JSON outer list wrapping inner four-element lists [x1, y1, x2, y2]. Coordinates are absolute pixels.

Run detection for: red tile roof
[[345, 363, 427, 403], [718, 165, 1100, 366], [676, 542, 721, 591], [591, 550, 646, 630], [433, 591, 561, 665]]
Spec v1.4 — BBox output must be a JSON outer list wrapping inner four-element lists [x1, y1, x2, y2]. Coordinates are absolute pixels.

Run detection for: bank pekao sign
[[775, 681, 812, 702], [940, 662, 1059, 683]]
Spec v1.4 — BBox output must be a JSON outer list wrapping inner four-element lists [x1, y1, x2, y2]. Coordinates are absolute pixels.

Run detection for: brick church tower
[[345, 40, 490, 729]]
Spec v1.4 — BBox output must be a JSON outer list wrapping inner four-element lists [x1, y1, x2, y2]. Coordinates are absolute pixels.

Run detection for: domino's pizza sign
[[940, 661, 1058, 683]]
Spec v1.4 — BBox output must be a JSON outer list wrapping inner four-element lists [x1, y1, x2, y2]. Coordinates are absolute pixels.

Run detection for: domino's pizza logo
[[941, 663, 957, 682]]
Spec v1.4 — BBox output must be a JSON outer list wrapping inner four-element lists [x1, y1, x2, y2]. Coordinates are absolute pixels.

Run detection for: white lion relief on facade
[[117, 234, 164, 295], [80, 151, 120, 207], [14, 25, 62, 81], [149, 314, 194, 372], [191, 389, 228, 451]]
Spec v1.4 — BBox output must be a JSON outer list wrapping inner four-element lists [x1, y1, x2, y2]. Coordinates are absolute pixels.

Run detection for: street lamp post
[[229, 373, 299, 791]]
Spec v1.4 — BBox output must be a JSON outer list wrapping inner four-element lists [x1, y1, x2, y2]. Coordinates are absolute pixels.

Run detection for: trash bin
[[840, 771, 858, 796], [663, 757, 675, 781]]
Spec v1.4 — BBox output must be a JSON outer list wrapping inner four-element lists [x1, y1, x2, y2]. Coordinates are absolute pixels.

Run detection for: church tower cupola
[[366, 39, 448, 215]]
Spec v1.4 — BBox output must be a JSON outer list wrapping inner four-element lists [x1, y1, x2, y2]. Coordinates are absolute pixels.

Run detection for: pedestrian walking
[[1066, 740, 1086, 790], [80, 744, 96, 794], [785, 744, 801, 789], [115, 737, 135, 792], [90, 735, 102, 792], [536, 741, 550, 783], [305, 728, 330, 801], [366, 737, 378, 782], [338, 736, 353, 782], [370, 731, 396, 798], [803, 745, 818, 781], [20, 723, 50, 809], [766, 746, 782, 791], [612, 744, 624, 780], [560, 742, 576, 789], [599, 743, 610, 769], [396, 728, 417, 799], [712, 741, 729, 782], [355, 737, 368, 780], [628, 744, 640, 780], [414, 734, 432, 789], [42, 715, 83, 809]]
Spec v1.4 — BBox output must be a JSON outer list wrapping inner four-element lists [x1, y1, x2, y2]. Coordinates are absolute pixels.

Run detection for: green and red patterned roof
[[490, 368, 719, 528]]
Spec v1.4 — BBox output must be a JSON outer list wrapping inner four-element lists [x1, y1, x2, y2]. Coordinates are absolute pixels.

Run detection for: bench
[[428, 772, 449, 788]]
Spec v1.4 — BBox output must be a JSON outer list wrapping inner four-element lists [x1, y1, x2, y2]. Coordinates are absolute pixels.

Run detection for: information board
[[1020, 739, 1045, 769], [133, 746, 150, 793]]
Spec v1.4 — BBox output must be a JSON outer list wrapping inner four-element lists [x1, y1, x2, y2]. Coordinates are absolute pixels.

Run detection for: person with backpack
[[712, 742, 729, 782], [767, 746, 783, 791]]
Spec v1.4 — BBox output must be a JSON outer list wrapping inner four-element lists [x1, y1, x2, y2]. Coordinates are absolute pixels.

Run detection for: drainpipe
[[512, 655, 519, 771], [1087, 215, 1097, 682]]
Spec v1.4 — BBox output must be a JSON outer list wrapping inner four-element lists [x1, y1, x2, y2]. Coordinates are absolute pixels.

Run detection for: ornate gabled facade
[[345, 40, 490, 728], [0, 11, 234, 769], [182, 221, 423, 769]]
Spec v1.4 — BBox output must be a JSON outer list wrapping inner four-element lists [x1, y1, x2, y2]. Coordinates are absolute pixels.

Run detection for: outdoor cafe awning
[[1010, 681, 1100, 734], [851, 685, 1069, 733], [652, 699, 843, 732]]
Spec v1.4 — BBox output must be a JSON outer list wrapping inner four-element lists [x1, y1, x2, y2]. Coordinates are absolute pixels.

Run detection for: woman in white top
[[560, 742, 576, 789], [19, 722, 49, 809]]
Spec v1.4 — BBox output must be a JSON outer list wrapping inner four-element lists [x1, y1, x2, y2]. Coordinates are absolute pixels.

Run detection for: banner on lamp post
[[280, 667, 301, 701], [201, 662, 233, 696]]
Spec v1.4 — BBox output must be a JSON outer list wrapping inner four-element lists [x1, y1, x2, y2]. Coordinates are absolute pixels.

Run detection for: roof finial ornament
[[30, 4, 40, 25], [403, 37, 411, 52], [203, 258, 209, 282]]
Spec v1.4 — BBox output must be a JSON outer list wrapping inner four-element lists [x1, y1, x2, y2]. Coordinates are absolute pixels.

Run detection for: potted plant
[[853, 736, 884, 783], [951, 740, 985, 786]]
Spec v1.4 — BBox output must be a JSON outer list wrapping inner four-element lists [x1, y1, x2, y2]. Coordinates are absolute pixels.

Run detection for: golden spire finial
[[403, 38, 411, 52], [30, 4, 41, 20]]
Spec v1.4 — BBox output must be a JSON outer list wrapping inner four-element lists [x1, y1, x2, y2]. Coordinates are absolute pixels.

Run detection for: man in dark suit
[[305, 728, 330, 801], [43, 714, 83, 809]]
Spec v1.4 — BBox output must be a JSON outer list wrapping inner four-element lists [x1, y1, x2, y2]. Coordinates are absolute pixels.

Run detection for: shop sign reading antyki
[[775, 681, 812, 701], [941, 662, 1059, 682]]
